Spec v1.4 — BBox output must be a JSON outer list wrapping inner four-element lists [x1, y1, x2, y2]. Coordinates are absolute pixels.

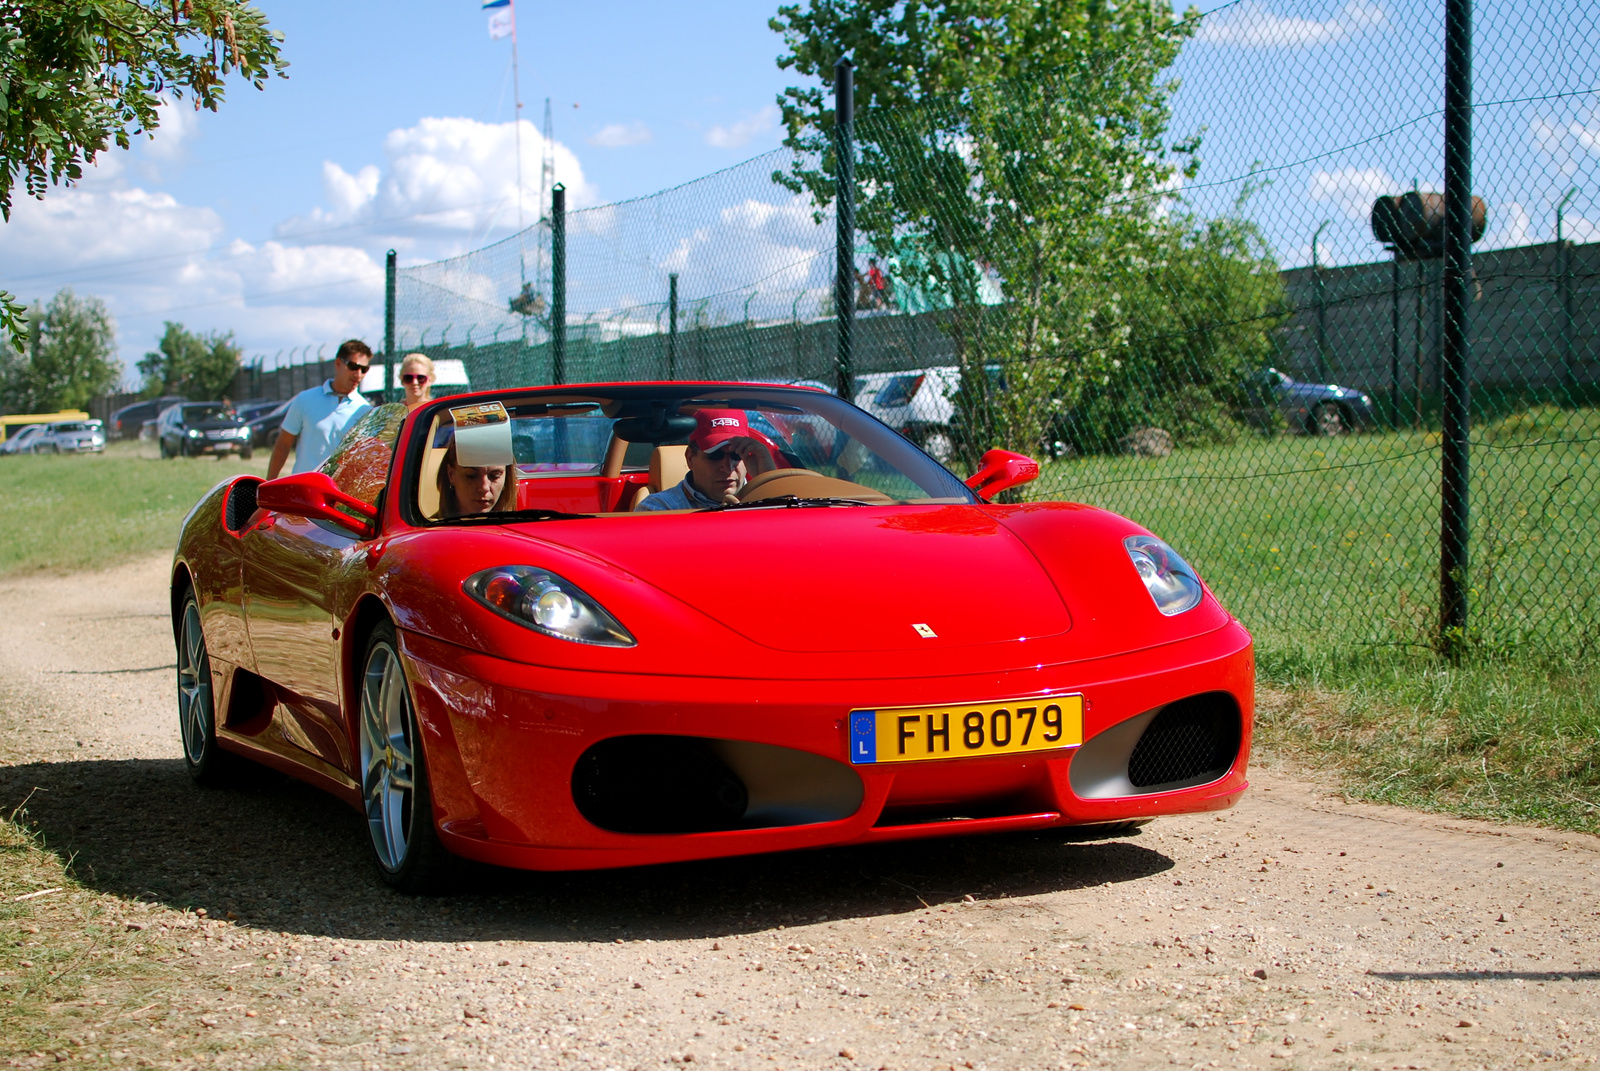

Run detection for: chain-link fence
[[388, 0, 1599, 661]]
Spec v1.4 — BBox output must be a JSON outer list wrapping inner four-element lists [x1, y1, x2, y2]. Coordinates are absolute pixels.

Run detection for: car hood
[[505, 505, 1072, 653], [187, 418, 246, 430]]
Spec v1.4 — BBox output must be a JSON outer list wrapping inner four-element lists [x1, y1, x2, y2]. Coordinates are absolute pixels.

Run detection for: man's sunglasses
[[703, 447, 743, 464], [340, 356, 371, 374], [401, 373, 429, 384]]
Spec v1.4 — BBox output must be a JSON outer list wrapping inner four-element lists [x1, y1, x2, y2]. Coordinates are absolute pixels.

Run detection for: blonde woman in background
[[400, 353, 435, 411]]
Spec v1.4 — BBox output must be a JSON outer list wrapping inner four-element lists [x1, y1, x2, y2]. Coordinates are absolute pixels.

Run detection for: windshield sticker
[[449, 402, 515, 467]]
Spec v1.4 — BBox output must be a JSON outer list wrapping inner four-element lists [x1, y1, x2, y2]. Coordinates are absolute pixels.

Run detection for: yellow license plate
[[848, 696, 1083, 765]]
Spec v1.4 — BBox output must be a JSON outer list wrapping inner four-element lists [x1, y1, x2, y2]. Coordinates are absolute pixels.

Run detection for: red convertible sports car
[[172, 382, 1253, 892]]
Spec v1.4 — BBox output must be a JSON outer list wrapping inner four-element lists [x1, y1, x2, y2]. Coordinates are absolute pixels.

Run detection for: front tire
[[178, 593, 241, 786], [1311, 403, 1347, 436], [239, 443, 253, 461], [359, 621, 451, 893]]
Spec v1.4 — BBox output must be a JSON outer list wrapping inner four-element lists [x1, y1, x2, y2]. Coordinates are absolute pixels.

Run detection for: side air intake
[[1069, 691, 1242, 799], [1127, 693, 1241, 789]]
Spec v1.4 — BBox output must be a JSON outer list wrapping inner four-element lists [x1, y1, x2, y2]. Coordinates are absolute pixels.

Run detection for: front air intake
[[1126, 692, 1241, 789]]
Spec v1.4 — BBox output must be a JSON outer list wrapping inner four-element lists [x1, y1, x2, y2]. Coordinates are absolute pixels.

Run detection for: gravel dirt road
[[1, 556, 1596, 1070]]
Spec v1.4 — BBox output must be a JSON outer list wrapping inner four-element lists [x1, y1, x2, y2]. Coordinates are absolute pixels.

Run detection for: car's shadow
[[0, 758, 1173, 944]]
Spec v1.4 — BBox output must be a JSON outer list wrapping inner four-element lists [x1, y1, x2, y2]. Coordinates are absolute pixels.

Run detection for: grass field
[[0, 442, 265, 577], [1039, 412, 1600, 658]]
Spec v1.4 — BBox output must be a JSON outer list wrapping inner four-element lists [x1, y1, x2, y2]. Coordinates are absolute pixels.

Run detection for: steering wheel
[[736, 467, 893, 505]]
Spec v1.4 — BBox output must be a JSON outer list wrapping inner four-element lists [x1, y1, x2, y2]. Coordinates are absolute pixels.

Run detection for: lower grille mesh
[[1126, 692, 1240, 789]]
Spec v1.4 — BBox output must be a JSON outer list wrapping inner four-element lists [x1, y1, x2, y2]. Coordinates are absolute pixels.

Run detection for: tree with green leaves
[[138, 321, 242, 400], [771, 0, 1204, 463], [0, 287, 120, 412], [0, 1, 287, 346]]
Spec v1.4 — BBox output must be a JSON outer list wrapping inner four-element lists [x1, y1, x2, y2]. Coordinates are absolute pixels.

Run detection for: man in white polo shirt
[[266, 339, 374, 479]]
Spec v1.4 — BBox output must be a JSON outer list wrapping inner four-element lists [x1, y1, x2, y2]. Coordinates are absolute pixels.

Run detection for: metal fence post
[[552, 183, 567, 385], [1557, 188, 1576, 394], [833, 57, 856, 399], [1439, 0, 1473, 657], [1390, 253, 1401, 427], [383, 249, 396, 405], [1312, 220, 1330, 382], [668, 272, 679, 380]]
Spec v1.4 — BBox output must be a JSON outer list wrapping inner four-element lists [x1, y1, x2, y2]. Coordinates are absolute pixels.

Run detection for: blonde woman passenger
[[400, 353, 435, 411]]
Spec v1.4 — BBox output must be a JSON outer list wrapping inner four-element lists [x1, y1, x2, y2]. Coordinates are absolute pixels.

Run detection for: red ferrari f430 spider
[[171, 383, 1253, 892]]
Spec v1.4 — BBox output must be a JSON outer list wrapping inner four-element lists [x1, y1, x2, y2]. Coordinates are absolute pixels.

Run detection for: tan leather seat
[[627, 445, 690, 511]]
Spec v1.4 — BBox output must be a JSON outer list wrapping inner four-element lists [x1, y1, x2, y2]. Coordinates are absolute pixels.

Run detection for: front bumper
[[399, 621, 1254, 872]]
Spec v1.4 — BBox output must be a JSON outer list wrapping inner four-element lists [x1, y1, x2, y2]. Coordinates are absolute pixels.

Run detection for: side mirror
[[256, 471, 378, 537], [965, 448, 1040, 502]]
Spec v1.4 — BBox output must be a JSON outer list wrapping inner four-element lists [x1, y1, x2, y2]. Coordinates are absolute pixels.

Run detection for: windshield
[[409, 385, 976, 523], [183, 404, 236, 423]]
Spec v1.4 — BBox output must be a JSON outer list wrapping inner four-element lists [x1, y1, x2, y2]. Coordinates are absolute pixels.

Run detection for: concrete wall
[[1277, 240, 1599, 393]]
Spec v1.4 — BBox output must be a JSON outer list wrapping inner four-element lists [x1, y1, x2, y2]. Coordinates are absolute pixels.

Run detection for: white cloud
[[0, 155, 387, 376], [320, 161, 381, 221], [1308, 165, 1396, 220], [282, 116, 596, 242], [1482, 202, 1534, 250], [144, 95, 201, 161], [1530, 109, 1600, 178], [588, 122, 652, 148], [1196, 0, 1386, 47], [706, 106, 779, 150], [0, 184, 220, 280]]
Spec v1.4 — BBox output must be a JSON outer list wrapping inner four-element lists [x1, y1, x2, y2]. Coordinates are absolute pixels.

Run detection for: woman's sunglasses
[[401, 374, 429, 384]]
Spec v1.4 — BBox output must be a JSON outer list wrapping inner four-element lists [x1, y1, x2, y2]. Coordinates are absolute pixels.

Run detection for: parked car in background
[[1244, 368, 1375, 436], [852, 366, 961, 461], [110, 395, 186, 440], [37, 420, 106, 454], [157, 403, 253, 459], [244, 400, 290, 448], [0, 424, 46, 455], [234, 399, 281, 424]]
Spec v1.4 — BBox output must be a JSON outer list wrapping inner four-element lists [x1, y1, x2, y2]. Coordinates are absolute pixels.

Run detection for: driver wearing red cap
[[637, 409, 776, 510]]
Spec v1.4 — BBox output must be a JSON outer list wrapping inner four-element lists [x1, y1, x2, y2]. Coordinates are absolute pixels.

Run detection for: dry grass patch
[[1254, 652, 1600, 834], [0, 807, 289, 1069]]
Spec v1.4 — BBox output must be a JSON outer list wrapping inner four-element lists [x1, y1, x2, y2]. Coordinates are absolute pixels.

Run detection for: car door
[[241, 404, 407, 770]]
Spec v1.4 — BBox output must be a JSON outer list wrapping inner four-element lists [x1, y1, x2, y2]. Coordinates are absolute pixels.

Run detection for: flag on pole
[[485, 0, 514, 39]]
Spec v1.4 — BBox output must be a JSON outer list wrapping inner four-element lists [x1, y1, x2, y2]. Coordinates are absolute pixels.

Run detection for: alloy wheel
[[177, 599, 212, 766], [360, 641, 417, 872]]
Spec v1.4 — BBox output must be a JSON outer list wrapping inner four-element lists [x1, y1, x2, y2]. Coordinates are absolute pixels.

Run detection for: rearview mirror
[[256, 471, 378, 537], [965, 448, 1040, 501]]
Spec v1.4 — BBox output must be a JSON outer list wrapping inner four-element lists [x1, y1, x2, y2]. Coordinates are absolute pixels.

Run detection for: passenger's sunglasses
[[340, 356, 371, 374], [401, 373, 429, 384]]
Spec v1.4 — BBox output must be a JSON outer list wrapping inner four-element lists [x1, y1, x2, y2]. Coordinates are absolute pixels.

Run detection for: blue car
[[1247, 368, 1376, 436]]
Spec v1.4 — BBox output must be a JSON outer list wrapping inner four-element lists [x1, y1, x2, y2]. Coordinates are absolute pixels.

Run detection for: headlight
[[1124, 535, 1204, 616], [464, 566, 635, 647], [186, 428, 201, 438]]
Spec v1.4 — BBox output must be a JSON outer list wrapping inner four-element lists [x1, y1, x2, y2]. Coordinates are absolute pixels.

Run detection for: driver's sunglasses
[[341, 356, 371, 374], [704, 448, 742, 465], [401, 373, 429, 384]]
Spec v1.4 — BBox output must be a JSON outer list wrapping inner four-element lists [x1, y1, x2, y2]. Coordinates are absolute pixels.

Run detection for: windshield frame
[[398, 382, 978, 528]]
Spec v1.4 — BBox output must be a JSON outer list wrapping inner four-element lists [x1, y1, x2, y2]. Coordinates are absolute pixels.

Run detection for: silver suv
[[37, 420, 106, 454]]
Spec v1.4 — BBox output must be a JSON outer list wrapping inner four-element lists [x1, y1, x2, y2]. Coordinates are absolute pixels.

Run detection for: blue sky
[[2, 0, 1594, 382], [3, 0, 805, 377]]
